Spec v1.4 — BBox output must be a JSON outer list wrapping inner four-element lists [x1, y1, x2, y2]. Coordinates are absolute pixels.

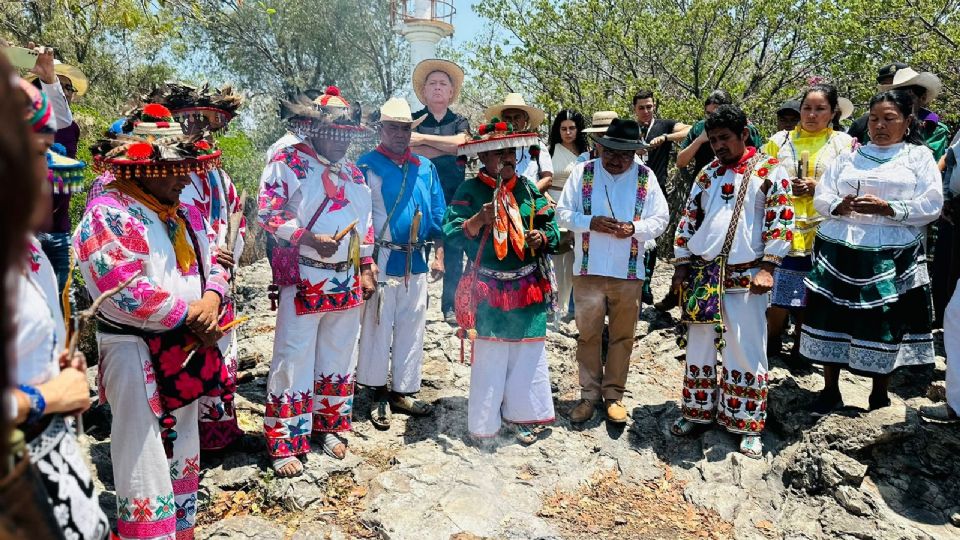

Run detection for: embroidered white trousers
[[98, 334, 199, 540], [263, 287, 360, 458], [681, 291, 770, 435], [468, 339, 555, 437], [357, 273, 427, 394]]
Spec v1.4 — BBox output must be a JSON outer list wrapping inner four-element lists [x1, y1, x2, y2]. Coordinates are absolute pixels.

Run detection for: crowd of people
[[2, 44, 960, 539]]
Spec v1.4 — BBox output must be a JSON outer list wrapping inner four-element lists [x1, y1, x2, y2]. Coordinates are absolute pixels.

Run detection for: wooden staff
[[67, 269, 141, 435], [225, 190, 247, 295]]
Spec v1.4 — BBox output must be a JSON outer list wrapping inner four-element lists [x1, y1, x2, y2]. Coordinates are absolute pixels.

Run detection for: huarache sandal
[[320, 433, 348, 460], [271, 455, 304, 478], [389, 394, 433, 416], [739, 434, 763, 459], [515, 424, 538, 445], [670, 417, 710, 437], [919, 403, 960, 423], [370, 400, 391, 430]]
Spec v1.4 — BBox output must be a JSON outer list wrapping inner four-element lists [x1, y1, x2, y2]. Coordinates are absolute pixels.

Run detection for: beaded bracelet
[[17, 384, 45, 425]]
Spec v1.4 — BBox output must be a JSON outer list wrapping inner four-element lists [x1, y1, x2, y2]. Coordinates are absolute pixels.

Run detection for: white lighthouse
[[391, 0, 456, 108]]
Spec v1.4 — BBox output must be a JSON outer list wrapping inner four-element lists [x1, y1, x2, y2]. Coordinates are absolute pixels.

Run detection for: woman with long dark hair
[[547, 110, 588, 319], [763, 84, 854, 362], [802, 89, 941, 415]]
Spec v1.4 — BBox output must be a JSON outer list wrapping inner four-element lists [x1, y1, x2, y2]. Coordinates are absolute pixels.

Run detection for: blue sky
[[451, 1, 484, 47]]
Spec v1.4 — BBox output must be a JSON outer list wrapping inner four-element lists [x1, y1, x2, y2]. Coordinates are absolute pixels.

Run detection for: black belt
[[374, 240, 430, 253]]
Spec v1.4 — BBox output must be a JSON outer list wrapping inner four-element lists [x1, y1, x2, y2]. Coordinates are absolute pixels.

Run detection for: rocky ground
[[80, 258, 960, 540]]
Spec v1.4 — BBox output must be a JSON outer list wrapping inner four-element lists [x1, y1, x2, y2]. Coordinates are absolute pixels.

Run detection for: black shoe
[[810, 390, 843, 417], [641, 289, 654, 306], [868, 393, 891, 411], [654, 291, 678, 312]]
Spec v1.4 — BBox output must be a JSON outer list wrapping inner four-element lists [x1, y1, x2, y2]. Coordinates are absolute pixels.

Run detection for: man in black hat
[[556, 119, 670, 426], [846, 62, 907, 142], [775, 100, 801, 132]]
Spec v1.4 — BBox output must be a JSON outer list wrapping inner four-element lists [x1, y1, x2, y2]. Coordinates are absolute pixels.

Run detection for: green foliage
[[215, 129, 263, 196], [470, 0, 960, 130]]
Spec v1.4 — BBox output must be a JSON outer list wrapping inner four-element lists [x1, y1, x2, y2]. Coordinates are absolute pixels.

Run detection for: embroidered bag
[[679, 154, 762, 349], [454, 226, 491, 363], [270, 197, 330, 287]]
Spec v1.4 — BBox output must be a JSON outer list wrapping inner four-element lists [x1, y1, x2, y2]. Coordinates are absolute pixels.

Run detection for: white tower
[[392, 0, 455, 108]]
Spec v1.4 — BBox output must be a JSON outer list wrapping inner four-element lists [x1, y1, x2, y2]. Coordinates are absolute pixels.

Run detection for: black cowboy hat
[[591, 118, 648, 151]]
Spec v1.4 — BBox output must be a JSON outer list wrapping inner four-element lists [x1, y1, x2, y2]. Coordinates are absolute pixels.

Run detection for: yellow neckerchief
[[111, 178, 197, 274]]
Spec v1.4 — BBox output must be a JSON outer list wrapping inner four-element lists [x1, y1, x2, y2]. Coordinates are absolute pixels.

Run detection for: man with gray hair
[[410, 59, 470, 323]]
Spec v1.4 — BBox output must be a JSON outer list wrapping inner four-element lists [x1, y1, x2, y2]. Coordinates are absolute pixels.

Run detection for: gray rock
[[198, 516, 284, 539]]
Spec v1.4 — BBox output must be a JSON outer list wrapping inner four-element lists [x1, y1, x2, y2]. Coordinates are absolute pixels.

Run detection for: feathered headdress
[[143, 82, 244, 133]]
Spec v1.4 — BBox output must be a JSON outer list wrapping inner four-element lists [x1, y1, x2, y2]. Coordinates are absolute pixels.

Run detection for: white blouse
[[814, 143, 943, 248], [549, 144, 581, 193], [14, 236, 64, 387]]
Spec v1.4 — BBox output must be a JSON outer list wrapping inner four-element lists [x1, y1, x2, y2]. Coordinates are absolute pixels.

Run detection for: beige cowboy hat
[[376, 97, 426, 127], [484, 93, 546, 131], [837, 97, 854, 121], [878, 67, 942, 106], [24, 59, 88, 96], [412, 58, 464, 106], [583, 110, 619, 133]]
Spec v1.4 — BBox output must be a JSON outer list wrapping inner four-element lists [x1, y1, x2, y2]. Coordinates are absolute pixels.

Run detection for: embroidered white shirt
[[556, 160, 669, 279]]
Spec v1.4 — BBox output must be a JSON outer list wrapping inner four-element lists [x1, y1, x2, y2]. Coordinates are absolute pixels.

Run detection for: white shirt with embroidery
[[556, 160, 669, 280]]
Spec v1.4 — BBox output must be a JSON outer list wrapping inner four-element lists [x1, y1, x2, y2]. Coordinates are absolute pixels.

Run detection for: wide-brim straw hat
[[485, 93, 546, 131], [458, 119, 539, 157], [878, 67, 942, 106], [837, 97, 854, 121], [24, 59, 88, 96], [374, 97, 426, 128], [583, 110, 619, 133], [413, 59, 464, 106]]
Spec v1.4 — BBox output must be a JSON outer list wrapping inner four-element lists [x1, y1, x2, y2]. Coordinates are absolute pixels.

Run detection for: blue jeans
[[37, 231, 71, 294]]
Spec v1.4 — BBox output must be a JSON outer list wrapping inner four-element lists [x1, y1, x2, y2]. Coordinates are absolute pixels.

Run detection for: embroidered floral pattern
[[680, 361, 768, 434], [579, 161, 649, 278]]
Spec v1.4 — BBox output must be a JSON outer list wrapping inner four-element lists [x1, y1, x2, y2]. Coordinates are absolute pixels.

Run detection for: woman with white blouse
[[548, 110, 590, 319], [801, 90, 943, 415]]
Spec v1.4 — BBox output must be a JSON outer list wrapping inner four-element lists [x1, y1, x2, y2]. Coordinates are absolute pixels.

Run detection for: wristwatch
[[17, 384, 46, 425]]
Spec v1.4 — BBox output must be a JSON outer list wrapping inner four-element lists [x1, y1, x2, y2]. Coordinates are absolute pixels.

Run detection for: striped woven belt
[[477, 263, 537, 281], [298, 256, 351, 272], [375, 239, 428, 253]]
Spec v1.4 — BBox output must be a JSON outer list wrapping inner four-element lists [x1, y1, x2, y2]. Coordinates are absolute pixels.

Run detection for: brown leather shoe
[[605, 400, 628, 423], [569, 399, 597, 423]]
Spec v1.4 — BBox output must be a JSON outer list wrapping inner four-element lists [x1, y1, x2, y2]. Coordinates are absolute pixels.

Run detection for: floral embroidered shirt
[[74, 190, 230, 331], [257, 134, 375, 312], [181, 166, 247, 269], [673, 147, 794, 267]]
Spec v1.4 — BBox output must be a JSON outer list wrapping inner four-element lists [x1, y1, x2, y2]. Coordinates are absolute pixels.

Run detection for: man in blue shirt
[[358, 98, 447, 429]]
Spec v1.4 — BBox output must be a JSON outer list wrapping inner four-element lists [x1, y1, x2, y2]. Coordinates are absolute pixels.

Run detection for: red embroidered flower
[[675, 237, 687, 247], [780, 208, 794, 221], [174, 372, 204, 401], [749, 421, 759, 431], [682, 387, 692, 399], [739, 277, 750, 287], [737, 419, 747, 429], [781, 178, 790, 188], [765, 210, 776, 223], [694, 390, 708, 403], [786, 230, 794, 241], [777, 194, 788, 205], [142, 103, 173, 121], [126, 142, 154, 160], [761, 231, 768, 241], [727, 397, 742, 409], [771, 229, 781, 239], [745, 400, 758, 413], [721, 183, 734, 195], [767, 158, 779, 165], [756, 167, 769, 177]]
